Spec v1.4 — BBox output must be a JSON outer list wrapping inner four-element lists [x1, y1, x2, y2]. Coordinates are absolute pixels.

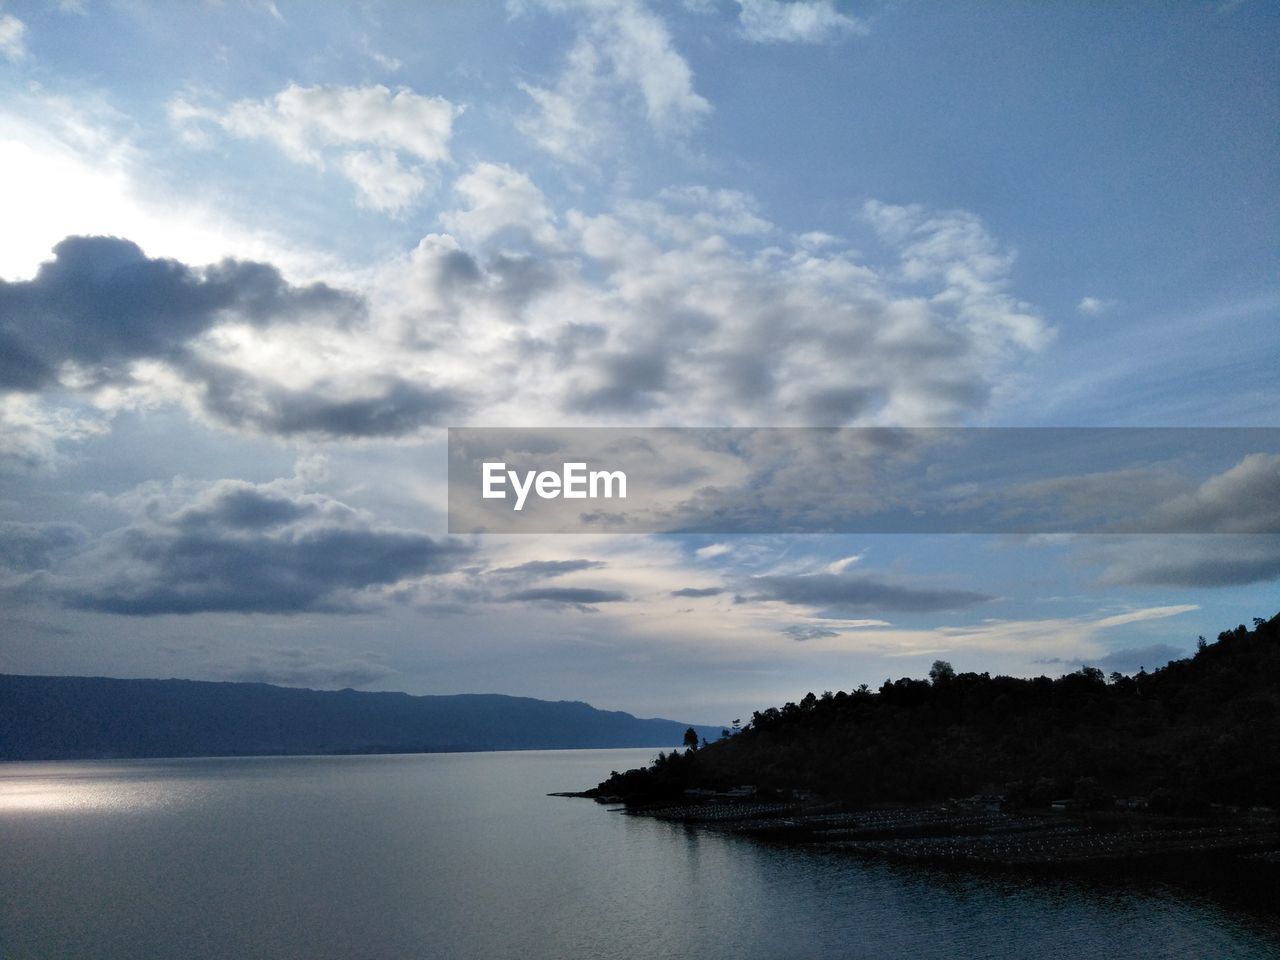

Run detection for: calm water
[[1, 750, 1277, 959]]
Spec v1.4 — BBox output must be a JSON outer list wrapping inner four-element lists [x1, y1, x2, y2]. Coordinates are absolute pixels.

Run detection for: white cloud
[[439, 162, 558, 248], [864, 199, 1051, 355], [337, 149, 429, 214], [695, 543, 733, 559], [0, 94, 340, 282], [1, 103, 1050, 461], [516, 0, 710, 161], [0, 12, 26, 61], [1091, 605, 1200, 628], [735, 0, 867, 44], [826, 553, 862, 573], [170, 84, 461, 214], [1077, 296, 1116, 315], [407, 171, 1051, 428], [516, 52, 601, 164], [0, 395, 109, 475]]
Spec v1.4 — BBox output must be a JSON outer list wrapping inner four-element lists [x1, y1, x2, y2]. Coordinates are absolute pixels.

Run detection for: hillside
[[0, 675, 722, 760], [595, 612, 1280, 810]]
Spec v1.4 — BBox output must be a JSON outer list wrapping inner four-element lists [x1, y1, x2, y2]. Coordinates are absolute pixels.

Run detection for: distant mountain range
[[0, 674, 725, 761]]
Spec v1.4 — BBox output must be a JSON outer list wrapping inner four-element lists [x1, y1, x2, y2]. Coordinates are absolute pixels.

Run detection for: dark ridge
[[594, 612, 1280, 811], [0, 675, 722, 760]]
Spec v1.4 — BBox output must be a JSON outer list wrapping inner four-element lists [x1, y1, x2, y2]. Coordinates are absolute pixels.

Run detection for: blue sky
[[0, 0, 1276, 723]]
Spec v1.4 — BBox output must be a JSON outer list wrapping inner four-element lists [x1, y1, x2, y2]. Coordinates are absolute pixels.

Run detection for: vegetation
[[596, 613, 1280, 811]]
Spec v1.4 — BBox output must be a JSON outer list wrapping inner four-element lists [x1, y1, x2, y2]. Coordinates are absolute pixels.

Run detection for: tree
[[683, 727, 699, 750], [929, 660, 955, 684]]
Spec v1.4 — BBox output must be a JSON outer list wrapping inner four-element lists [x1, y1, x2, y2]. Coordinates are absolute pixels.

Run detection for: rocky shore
[[591, 795, 1280, 871]]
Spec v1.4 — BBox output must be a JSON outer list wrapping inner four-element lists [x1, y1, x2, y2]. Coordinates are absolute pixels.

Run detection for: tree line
[[596, 612, 1280, 811]]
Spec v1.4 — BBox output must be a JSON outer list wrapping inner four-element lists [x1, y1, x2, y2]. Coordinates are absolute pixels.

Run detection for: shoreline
[[562, 792, 1280, 874]]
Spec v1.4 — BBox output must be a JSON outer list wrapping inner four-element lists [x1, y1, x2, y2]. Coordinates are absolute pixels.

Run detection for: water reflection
[[0, 752, 1276, 960]]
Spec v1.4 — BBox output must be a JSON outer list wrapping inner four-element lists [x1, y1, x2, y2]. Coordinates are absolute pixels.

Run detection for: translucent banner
[[447, 427, 1280, 535]]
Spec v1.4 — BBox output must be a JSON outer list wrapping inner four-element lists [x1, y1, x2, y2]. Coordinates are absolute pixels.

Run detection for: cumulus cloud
[[170, 84, 460, 213], [379, 176, 1049, 428], [0, 236, 465, 440], [58, 477, 471, 615], [0, 520, 87, 570], [0, 395, 109, 474], [440, 163, 558, 248], [526, 192, 1048, 424], [735, 0, 867, 44], [741, 571, 994, 613], [515, 0, 710, 162], [4, 168, 1049, 453], [187, 358, 461, 439], [0, 236, 359, 392], [5, 166, 1049, 449]]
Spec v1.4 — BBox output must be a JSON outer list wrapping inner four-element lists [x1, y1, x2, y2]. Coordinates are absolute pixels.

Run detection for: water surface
[[1, 751, 1276, 959]]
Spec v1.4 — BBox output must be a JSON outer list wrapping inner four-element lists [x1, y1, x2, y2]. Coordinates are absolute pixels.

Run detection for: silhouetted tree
[[593, 612, 1280, 809], [683, 727, 699, 750]]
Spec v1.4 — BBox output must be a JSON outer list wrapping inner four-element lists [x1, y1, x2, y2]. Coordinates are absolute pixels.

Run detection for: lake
[[1, 750, 1276, 959]]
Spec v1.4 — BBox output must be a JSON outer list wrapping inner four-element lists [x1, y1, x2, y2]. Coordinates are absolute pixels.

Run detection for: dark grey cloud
[[492, 559, 606, 578], [800, 387, 876, 424], [549, 323, 608, 367], [487, 252, 558, 308], [0, 521, 88, 570], [1037, 644, 1185, 675], [190, 359, 461, 439], [63, 480, 471, 615], [1091, 535, 1280, 588], [504, 587, 629, 609], [670, 586, 724, 598], [0, 237, 462, 440], [0, 236, 360, 391], [570, 351, 669, 413], [219, 648, 392, 688], [782, 624, 839, 642], [1141, 453, 1280, 534], [742, 571, 993, 613]]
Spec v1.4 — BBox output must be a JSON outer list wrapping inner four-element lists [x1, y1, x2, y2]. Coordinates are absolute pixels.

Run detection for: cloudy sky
[[0, 0, 1276, 724]]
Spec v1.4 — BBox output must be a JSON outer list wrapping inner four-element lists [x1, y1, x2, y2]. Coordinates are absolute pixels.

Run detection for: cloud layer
[[55, 478, 471, 615]]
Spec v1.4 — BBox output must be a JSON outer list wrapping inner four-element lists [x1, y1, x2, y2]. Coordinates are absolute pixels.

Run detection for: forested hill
[[0, 675, 722, 760], [597, 613, 1280, 809]]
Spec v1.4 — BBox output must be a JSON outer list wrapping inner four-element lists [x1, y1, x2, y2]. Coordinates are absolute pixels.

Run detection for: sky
[[0, 0, 1277, 725]]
